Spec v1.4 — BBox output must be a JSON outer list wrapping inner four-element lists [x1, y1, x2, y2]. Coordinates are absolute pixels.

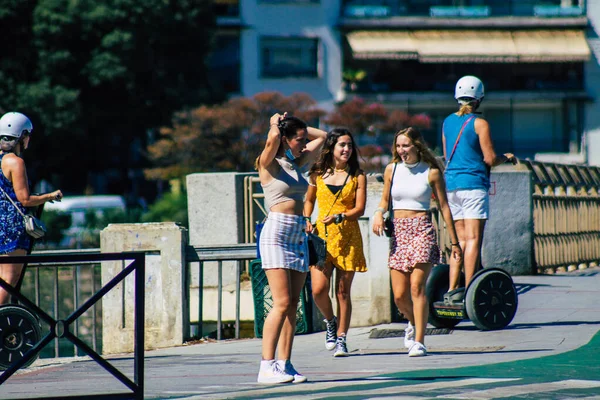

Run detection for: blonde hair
[[456, 100, 479, 116], [392, 127, 441, 170]]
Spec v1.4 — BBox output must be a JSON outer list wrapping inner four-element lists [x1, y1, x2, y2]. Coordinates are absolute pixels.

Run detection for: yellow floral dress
[[314, 175, 367, 272]]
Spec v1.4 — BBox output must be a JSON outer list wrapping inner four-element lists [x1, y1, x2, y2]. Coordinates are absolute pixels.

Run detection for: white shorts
[[447, 189, 489, 220]]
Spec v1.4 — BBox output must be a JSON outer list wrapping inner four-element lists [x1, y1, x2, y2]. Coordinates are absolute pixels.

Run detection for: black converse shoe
[[324, 317, 337, 351]]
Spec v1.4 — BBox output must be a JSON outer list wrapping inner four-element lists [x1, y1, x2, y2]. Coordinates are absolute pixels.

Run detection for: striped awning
[[346, 30, 590, 63]]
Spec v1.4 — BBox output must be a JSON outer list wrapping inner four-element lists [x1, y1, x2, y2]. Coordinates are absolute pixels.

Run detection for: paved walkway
[[2, 268, 600, 399]]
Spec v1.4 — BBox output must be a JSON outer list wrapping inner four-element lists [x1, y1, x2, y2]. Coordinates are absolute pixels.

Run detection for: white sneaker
[[404, 322, 415, 349], [257, 360, 294, 384], [277, 360, 307, 383], [408, 342, 427, 357]]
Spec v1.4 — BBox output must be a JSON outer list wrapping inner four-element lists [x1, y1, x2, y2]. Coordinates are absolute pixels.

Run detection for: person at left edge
[[0, 112, 63, 304], [254, 112, 327, 384]]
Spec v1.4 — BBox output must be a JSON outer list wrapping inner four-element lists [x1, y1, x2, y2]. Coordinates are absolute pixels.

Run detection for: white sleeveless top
[[391, 161, 432, 211]]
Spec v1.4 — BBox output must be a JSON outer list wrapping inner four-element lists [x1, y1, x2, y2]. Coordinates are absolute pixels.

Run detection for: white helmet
[[0, 112, 33, 139], [454, 75, 484, 104]]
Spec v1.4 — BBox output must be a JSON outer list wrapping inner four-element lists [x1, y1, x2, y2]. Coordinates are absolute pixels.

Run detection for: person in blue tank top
[[442, 76, 515, 303], [0, 112, 62, 304]]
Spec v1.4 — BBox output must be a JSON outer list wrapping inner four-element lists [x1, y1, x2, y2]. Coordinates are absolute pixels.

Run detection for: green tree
[[141, 190, 188, 228], [145, 92, 326, 180], [0, 0, 217, 194]]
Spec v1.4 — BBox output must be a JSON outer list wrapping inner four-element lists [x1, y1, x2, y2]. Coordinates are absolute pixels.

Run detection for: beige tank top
[[262, 158, 308, 210]]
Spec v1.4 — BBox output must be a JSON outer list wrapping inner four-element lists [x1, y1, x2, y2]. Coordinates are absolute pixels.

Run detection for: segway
[[0, 204, 44, 370], [426, 264, 518, 330]]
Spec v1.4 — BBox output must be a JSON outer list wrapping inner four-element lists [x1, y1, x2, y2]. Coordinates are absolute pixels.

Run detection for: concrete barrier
[[482, 167, 535, 275], [100, 222, 188, 353]]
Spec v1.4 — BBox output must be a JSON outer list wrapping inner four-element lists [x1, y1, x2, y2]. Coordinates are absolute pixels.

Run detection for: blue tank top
[[0, 153, 31, 254], [443, 113, 490, 191]]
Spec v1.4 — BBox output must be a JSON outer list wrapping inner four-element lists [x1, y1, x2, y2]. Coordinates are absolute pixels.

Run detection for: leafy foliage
[[325, 97, 431, 136], [141, 190, 188, 228], [145, 92, 435, 177], [0, 0, 217, 193], [39, 209, 72, 244], [145, 92, 326, 180]]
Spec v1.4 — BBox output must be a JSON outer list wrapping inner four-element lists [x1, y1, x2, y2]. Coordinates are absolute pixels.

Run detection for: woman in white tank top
[[372, 127, 462, 357]]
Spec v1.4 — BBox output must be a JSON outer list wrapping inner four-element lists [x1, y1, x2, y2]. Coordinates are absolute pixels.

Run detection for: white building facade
[[212, 0, 599, 164]]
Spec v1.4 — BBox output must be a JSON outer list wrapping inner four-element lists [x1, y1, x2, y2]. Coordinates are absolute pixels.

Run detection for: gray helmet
[[0, 112, 33, 139]]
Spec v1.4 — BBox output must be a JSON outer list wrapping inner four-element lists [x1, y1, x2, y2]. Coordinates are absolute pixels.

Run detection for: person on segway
[[0, 111, 62, 304], [442, 76, 516, 305], [373, 127, 461, 357]]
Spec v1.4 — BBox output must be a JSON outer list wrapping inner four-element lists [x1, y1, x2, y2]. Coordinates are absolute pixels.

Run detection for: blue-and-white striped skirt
[[259, 212, 309, 273]]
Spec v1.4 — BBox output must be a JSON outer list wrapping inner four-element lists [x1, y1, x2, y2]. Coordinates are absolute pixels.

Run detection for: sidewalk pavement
[[2, 267, 600, 399]]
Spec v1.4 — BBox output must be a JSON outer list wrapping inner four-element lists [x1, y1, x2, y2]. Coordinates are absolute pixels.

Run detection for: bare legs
[[449, 219, 486, 291], [390, 263, 433, 345], [310, 263, 334, 320], [310, 263, 355, 336], [0, 249, 26, 305], [334, 270, 355, 336], [262, 268, 307, 361]]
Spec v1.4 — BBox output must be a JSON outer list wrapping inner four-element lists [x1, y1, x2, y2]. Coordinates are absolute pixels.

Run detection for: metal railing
[[186, 244, 256, 340], [243, 175, 266, 250], [1, 251, 145, 400], [340, 0, 585, 18], [19, 248, 102, 358], [522, 160, 600, 273]]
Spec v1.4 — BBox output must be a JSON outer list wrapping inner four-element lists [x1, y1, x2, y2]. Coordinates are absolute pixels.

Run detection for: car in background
[[43, 195, 126, 248]]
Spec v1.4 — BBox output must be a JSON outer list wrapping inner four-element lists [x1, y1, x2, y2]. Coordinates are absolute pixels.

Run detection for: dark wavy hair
[[254, 115, 308, 170], [309, 128, 361, 177], [391, 127, 441, 170]]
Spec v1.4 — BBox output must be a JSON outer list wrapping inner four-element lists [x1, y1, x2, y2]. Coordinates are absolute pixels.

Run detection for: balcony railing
[[342, 1, 584, 18]]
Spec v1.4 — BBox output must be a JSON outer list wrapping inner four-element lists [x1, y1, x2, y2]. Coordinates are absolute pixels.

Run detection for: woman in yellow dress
[[304, 128, 367, 357]]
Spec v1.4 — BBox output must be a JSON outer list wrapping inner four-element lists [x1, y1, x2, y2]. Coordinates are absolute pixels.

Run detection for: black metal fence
[[0, 251, 145, 400]]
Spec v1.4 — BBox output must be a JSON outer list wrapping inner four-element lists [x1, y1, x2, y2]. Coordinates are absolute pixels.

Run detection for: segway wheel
[[0, 305, 41, 370], [426, 264, 461, 329], [465, 269, 518, 331]]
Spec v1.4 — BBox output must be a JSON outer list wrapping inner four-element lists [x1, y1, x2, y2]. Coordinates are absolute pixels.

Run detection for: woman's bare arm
[[3, 155, 61, 207]]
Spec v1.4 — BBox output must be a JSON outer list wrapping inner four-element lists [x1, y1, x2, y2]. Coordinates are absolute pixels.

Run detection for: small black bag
[[383, 216, 394, 237], [382, 163, 397, 238], [307, 232, 327, 268]]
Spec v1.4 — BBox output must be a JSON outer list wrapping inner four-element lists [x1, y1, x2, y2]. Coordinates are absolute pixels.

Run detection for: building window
[[261, 37, 319, 78]]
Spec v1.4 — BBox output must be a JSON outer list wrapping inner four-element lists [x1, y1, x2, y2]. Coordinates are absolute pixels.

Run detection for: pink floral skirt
[[388, 214, 440, 272]]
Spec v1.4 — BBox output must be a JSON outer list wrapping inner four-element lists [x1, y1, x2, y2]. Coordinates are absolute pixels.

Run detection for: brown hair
[[309, 128, 361, 178], [254, 116, 308, 170], [392, 127, 441, 170]]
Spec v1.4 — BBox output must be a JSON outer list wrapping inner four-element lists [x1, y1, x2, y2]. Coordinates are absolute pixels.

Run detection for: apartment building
[[210, 0, 599, 164]]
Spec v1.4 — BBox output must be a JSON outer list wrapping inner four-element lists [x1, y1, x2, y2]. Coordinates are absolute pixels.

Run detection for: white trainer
[[408, 342, 427, 357], [404, 322, 415, 349], [257, 360, 294, 384], [277, 360, 308, 383]]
